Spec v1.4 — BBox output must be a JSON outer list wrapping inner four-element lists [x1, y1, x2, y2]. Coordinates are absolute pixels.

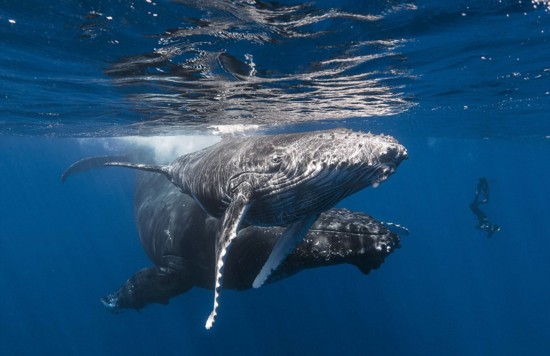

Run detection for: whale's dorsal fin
[[61, 156, 171, 182]]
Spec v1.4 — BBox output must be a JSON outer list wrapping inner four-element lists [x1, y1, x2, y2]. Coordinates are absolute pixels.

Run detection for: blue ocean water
[[1, 0, 550, 355]]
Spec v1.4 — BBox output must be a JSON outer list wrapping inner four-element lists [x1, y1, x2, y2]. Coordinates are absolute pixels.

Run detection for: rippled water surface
[[2, 0, 549, 136]]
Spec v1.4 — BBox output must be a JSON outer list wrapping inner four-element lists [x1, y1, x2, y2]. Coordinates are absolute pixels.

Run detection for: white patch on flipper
[[252, 215, 317, 288], [206, 243, 228, 329], [205, 194, 251, 329]]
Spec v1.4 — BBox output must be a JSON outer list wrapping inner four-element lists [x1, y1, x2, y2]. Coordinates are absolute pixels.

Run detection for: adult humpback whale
[[100, 173, 402, 313], [63, 128, 408, 328]]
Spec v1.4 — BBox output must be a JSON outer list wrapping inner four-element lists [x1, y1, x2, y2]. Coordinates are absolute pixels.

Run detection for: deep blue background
[[1, 135, 549, 355], [2, 0, 550, 355]]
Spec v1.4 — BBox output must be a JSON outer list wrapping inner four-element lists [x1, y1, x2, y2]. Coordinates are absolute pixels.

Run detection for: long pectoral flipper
[[205, 184, 253, 330], [252, 214, 318, 289]]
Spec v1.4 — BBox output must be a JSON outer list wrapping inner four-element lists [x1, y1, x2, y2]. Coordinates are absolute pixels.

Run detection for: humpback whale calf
[[63, 128, 408, 328], [100, 173, 402, 313]]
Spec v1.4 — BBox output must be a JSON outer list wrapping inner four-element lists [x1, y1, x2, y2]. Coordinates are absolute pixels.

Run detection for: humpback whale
[[100, 173, 402, 313], [62, 128, 408, 328]]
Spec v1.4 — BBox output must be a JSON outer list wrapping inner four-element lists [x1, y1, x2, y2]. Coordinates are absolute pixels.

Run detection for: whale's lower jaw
[[245, 164, 392, 226]]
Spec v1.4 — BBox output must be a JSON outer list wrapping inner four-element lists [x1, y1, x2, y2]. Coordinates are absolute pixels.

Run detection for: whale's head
[[300, 209, 402, 275], [223, 208, 402, 289], [255, 128, 406, 206]]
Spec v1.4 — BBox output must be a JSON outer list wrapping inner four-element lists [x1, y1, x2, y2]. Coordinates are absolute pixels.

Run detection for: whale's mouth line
[[257, 162, 395, 196], [254, 161, 393, 200], [306, 228, 388, 237], [226, 160, 396, 210]]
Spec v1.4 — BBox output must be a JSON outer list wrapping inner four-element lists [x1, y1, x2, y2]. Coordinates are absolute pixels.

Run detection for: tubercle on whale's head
[[266, 128, 407, 193], [283, 208, 402, 275]]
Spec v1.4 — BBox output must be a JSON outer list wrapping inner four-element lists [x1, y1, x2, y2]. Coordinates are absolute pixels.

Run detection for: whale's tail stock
[[61, 156, 171, 182]]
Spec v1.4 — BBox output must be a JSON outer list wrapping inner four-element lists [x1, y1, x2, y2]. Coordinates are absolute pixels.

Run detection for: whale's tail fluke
[[61, 156, 171, 182]]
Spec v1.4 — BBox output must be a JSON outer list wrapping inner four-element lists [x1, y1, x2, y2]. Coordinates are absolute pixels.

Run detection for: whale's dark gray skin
[[100, 173, 401, 313], [62, 128, 408, 328]]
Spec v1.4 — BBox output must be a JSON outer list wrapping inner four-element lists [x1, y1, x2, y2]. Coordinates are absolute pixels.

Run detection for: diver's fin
[[252, 214, 317, 289], [205, 184, 253, 330], [61, 156, 171, 182]]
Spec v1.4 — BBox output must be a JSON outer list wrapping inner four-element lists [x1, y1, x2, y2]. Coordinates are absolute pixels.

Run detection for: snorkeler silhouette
[[470, 178, 500, 238]]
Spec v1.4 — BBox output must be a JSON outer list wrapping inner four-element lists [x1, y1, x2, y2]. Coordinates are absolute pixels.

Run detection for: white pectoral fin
[[205, 185, 252, 330], [252, 214, 318, 289]]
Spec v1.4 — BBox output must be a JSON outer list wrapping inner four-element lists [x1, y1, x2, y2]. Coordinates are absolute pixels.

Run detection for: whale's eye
[[271, 154, 283, 164]]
